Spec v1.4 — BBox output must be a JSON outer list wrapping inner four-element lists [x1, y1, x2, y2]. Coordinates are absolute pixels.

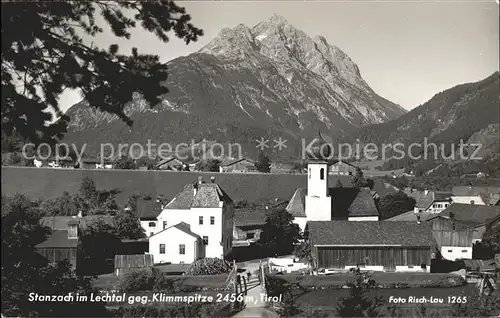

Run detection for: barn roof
[[307, 221, 436, 247], [286, 187, 378, 219], [35, 230, 78, 249], [165, 181, 232, 209], [432, 204, 500, 227]]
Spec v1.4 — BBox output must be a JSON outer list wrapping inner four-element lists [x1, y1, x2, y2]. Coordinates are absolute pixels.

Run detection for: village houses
[[147, 176, 234, 264]]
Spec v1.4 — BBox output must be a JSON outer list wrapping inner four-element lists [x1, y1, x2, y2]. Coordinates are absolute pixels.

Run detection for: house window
[[210, 216, 215, 225], [203, 236, 209, 245], [149, 222, 156, 227], [461, 250, 468, 253], [246, 233, 255, 240], [199, 216, 203, 225], [308, 168, 311, 179], [408, 265, 414, 269], [421, 263, 426, 269], [179, 244, 185, 255], [320, 168, 325, 180], [163, 221, 168, 229], [159, 244, 165, 254], [448, 250, 453, 253]]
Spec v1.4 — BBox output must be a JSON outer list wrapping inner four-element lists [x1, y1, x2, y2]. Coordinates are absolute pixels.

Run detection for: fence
[[114, 254, 154, 276]]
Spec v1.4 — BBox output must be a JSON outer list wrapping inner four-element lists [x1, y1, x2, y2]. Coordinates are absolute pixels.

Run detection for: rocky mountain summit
[[64, 14, 406, 158]]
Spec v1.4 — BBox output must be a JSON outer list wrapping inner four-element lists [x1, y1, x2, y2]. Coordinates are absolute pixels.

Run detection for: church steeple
[[306, 131, 332, 162]]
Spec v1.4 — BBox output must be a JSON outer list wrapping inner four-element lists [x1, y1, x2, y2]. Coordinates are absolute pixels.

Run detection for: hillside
[[351, 72, 500, 176], [62, 14, 405, 159]]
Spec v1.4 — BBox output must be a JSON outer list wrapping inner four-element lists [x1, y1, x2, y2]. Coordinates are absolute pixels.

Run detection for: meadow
[[1, 166, 311, 205]]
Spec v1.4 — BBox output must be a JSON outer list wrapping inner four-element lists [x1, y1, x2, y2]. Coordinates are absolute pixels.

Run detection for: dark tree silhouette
[[377, 192, 417, 220], [258, 208, 300, 256], [255, 152, 271, 173], [2, 1, 203, 144]]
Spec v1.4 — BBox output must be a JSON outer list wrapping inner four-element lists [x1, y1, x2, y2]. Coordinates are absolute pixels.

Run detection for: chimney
[[211, 176, 216, 183], [416, 215, 421, 224], [198, 176, 203, 184], [424, 189, 429, 196], [68, 220, 79, 239], [77, 210, 83, 218], [413, 207, 419, 214], [193, 183, 198, 196]]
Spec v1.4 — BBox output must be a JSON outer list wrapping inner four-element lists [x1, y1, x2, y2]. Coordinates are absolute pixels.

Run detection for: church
[[286, 133, 380, 232]]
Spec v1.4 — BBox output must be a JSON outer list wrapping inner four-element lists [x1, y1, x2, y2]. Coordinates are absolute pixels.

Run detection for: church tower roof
[[306, 131, 332, 162]]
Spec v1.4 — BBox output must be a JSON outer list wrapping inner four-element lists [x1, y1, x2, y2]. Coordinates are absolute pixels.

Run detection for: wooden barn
[[426, 204, 500, 261], [306, 221, 437, 272], [114, 254, 154, 276], [35, 219, 79, 269]]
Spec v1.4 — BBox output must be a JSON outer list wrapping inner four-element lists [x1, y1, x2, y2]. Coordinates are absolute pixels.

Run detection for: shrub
[[185, 258, 233, 275], [117, 268, 177, 293]]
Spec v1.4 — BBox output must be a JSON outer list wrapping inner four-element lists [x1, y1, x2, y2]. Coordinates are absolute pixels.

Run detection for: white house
[[286, 133, 379, 233], [149, 222, 203, 264], [152, 176, 234, 262]]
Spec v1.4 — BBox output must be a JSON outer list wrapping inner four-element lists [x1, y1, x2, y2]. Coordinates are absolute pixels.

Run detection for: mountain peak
[[268, 14, 288, 25]]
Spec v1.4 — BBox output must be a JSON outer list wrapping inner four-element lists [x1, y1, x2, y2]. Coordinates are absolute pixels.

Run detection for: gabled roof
[[430, 204, 500, 227], [286, 187, 379, 219], [220, 158, 255, 167], [40, 216, 114, 231], [371, 179, 399, 198], [165, 182, 232, 209], [403, 189, 433, 210], [385, 211, 435, 222], [136, 199, 162, 220], [156, 156, 183, 167], [35, 230, 78, 248], [286, 188, 307, 218], [327, 160, 357, 168], [307, 221, 436, 247], [150, 222, 201, 239]]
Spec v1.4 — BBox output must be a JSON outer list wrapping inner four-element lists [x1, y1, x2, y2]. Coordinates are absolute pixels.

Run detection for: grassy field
[[1, 166, 308, 205], [293, 284, 476, 311], [93, 273, 229, 291], [268, 272, 465, 288]]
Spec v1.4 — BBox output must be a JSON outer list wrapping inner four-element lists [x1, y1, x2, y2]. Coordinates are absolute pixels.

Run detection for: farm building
[[114, 254, 154, 276], [156, 157, 185, 170], [35, 220, 79, 269], [219, 158, 256, 173], [403, 188, 452, 213], [306, 221, 437, 272], [36, 215, 116, 273], [426, 204, 500, 260], [79, 158, 113, 170], [232, 208, 269, 247], [327, 160, 357, 176]]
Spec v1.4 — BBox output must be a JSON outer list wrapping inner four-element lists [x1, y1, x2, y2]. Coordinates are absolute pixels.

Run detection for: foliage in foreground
[[117, 268, 178, 293], [1, 194, 108, 317], [185, 257, 233, 276], [110, 302, 227, 318], [2, 1, 202, 144]]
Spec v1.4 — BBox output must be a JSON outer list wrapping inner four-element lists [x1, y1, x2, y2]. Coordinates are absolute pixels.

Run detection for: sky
[[57, 0, 499, 113]]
